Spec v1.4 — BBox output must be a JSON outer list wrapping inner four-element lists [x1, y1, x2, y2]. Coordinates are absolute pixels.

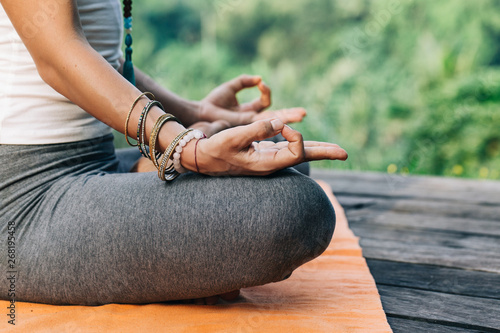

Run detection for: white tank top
[[0, 0, 123, 144]]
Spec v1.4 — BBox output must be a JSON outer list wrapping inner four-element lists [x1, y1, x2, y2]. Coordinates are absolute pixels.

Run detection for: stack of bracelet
[[125, 92, 206, 181]]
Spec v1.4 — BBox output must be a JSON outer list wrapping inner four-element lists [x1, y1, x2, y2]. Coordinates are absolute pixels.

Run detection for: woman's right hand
[[182, 118, 348, 176]]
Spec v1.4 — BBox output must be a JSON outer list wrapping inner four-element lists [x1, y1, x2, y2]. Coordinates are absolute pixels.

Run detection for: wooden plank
[[368, 199, 500, 220], [332, 196, 377, 210], [312, 169, 500, 195], [349, 222, 500, 272], [316, 170, 500, 330], [349, 224, 500, 253], [387, 317, 486, 333], [366, 259, 500, 299], [346, 211, 500, 237], [312, 169, 500, 205], [353, 237, 500, 273], [377, 285, 500, 331], [312, 169, 500, 192], [337, 195, 500, 221]]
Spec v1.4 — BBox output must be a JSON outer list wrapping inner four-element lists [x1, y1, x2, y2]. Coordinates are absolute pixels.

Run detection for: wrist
[[156, 120, 188, 152], [172, 99, 201, 127], [177, 131, 207, 173], [151, 93, 200, 126], [174, 99, 201, 126], [183, 138, 231, 176], [188, 100, 202, 123], [178, 138, 197, 172]]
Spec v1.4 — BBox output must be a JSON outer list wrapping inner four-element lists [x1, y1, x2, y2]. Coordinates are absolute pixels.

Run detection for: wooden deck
[[311, 169, 500, 333]]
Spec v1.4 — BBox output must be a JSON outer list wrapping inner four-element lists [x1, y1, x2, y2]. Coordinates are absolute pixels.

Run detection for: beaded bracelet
[[149, 113, 181, 168], [137, 100, 164, 159], [172, 130, 205, 174], [194, 137, 206, 174], [124, 92, 155, 146], [159, 129, 192, 181], [158, 129, 189, 175], [158, 129, 194, 181]]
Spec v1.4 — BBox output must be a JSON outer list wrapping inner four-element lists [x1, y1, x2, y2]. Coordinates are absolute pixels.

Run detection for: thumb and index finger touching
[[224, 74, 305, 124], [227, 74, 271, 112], [229, 118, 348, 162], [234, 119, 313, 169], [221, 75, 348, 163]]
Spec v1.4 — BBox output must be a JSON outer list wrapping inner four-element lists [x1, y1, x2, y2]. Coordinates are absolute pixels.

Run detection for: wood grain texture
[[311, 169, 500, 332], [387, 317, 487, 333], [366, 259, 500, 299], [378, 285, 500, 331], [311, 169, 500, 205], [347, 211, 500, 236], [336, 195, 500, 221], [358, 238, 500, 273]]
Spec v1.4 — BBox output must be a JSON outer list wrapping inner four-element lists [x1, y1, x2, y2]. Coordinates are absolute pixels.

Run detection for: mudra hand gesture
[[136, 75, 347, 175], [181, 118, 347, 176], [189, 74, 307, 137]]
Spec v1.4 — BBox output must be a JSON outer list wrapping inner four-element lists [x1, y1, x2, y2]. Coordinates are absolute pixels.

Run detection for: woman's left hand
[[190, 120, 231, 138], [198, 74, 306, 127]]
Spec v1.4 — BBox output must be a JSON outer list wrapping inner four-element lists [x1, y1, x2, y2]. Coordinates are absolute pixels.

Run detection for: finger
[[304, 146, 348, 161], [251, 125, 305, 171], [255, 140, 343, 151], [302, 141, 342, 148], [280, 125, 305, 160], [253, 107, 307, 124], [227, 74, 261, 93], [302, 141, 346, 160], [232, 118, 284, 149], [258, 81, 271, 109], [239, 81, 272, 112]]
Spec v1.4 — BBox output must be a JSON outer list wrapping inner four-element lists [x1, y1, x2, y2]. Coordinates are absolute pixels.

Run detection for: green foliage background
[[120, 0, 500, 179]]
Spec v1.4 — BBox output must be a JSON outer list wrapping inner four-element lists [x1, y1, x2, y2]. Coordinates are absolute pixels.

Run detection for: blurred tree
[[115, 0, 500, 180]]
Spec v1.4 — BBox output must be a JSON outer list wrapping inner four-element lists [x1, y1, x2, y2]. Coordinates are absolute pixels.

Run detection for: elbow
[[32, 36, 89, 90], [35, 59, 60, 88], [33, 49, 78, 94]]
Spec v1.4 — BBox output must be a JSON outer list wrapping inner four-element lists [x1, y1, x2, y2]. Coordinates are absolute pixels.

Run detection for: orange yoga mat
[[0, 181, 391, 333]]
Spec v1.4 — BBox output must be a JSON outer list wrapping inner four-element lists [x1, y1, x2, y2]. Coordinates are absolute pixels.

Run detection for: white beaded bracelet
[[172, 129, 205, 173]]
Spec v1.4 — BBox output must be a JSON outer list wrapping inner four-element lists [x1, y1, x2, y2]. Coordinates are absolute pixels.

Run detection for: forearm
[[119, 59, 200, 126]]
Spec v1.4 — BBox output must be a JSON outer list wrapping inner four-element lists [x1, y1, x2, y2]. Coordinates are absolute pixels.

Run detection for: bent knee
[[283, 174, 335, 256], [263, 171, 336, 279]]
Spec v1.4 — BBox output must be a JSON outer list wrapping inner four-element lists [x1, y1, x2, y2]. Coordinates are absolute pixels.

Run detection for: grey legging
[[0, 133, 335, 305]]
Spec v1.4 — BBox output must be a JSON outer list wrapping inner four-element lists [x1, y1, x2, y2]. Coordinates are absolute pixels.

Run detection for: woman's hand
[[199, 75, 307, 127], [182, 118, 348, 176], [189, 120, 231, 138]]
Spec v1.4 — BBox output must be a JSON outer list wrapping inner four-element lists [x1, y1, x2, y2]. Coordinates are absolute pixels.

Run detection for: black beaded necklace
[[122, 0, 135, 85]]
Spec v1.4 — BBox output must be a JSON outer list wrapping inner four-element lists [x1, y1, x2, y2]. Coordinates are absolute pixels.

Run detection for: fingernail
[[271, 119, 283, 131]]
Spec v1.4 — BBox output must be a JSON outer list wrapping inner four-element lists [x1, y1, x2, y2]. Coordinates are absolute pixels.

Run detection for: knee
[[199, 170, 335, 292], [264, 170, 336, 280], [284, 172, 335, 258]]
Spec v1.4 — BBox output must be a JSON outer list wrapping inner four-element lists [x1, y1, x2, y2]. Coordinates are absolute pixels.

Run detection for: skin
[[2, 0, 348, 304]]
